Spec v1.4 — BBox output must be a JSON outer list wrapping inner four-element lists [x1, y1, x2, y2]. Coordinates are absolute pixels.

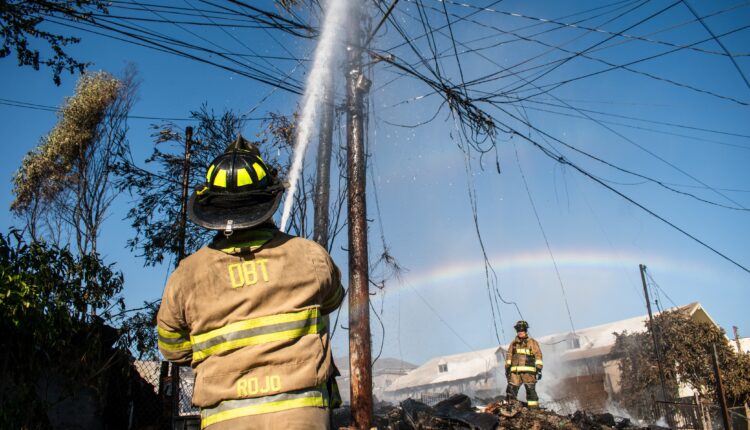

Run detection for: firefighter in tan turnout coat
[[505, 320, 543, 407], [157, 136, 344, 429]]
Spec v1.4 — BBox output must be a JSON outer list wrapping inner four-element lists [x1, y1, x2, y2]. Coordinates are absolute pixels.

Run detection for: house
[[383, 347, 505, 404], [335, 357, 418, 404], [732, 336, 750, 354], [384, 303, 724, 413]]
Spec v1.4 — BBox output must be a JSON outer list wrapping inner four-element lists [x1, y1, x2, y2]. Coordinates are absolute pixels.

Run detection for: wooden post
[[177, 126, 193, 264], [346, 0, 373, 428], [639, 264, 672, 424], [712, 343, 732, 430], [314, 77, 334, 248]]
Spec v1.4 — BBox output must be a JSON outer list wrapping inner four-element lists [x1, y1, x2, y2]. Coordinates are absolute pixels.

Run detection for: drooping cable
[[512, 140, 577, 335]]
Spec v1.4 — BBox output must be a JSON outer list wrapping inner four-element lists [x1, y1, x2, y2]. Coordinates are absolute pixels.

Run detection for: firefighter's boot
[[525, 383, 539, 408], [506, 383, 520, 401]]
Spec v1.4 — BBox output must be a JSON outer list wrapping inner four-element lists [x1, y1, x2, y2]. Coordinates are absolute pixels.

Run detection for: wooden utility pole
[[639, 264, 672, 425], [346, 0, 373, 427], [712, 343, 732, 430], [313, 76, 334, 248], [178, 126, 193, 264], [169, 125, 193, 429]]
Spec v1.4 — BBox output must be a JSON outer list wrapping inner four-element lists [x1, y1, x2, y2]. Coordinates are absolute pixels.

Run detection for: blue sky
[[1, 0, 749, 365]]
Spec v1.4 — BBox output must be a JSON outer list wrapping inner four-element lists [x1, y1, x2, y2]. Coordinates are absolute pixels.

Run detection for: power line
[[681, 0, 750, 89], [513, 140, 577, 334], [506, 125, 750, 275], [495, 105, 750, 211], [0, 97, 268, 121]]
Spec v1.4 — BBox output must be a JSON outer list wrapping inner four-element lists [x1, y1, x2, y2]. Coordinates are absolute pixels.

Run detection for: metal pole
[[640, 264, 673, 424], [313, 76, 334, 248], [712, 343, 732, 430], [177, 126, 193, 264], [170, 361, 180, 429], [733, 326, 743, 354], [159, 361, 171, 430], [346, 0, 373, 428]]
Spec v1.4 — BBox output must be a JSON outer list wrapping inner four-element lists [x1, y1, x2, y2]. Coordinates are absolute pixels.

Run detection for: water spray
[[279, 0, 349, 232]]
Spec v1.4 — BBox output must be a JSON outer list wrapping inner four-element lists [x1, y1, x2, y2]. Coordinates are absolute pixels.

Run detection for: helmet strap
[[224, 220, 235, 238]]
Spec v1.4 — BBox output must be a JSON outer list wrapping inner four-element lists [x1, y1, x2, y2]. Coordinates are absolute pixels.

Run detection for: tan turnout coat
[[157, 228, 344, 424], [505, 336, 543, 374]]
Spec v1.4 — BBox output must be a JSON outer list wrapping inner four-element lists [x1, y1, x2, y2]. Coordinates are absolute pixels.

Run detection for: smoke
[[279, 0, 350, 231]]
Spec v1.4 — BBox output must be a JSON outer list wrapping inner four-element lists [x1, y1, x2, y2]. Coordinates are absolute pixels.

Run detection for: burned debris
[[343, 395, 656, 430]]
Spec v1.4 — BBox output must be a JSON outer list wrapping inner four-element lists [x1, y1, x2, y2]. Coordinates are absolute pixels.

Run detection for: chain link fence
[[655, 399, 750, 430], [129, 360, 165, 430]]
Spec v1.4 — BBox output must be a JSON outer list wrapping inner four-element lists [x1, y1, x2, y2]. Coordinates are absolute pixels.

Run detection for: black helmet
[[514, 320, 529, 332], [187, 135, 284, 232]]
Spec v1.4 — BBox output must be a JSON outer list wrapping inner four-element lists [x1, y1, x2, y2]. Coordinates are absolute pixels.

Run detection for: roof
[[385, 303, 718, 393], [335, 357, 417, 377], [733, 337, 750, 354], [385, 346, 501, 393], [530, 302, 717, 362]]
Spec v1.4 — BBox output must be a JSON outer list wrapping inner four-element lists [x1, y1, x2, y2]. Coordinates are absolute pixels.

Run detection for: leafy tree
[[610, 309, 750, 421], [0, 230, 127, 427], [12, 67, 138, 257], [115, 105, 244, 267], [116, 105, 348, 267], [0, 0, 109, 85]]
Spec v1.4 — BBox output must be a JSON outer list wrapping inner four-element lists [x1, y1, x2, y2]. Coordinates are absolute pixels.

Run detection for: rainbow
[[390, 250, 712, 292]]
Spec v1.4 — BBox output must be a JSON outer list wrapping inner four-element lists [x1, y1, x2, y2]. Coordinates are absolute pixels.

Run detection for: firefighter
[[505, 320, 543, 408], [157, 136, 344, 429]]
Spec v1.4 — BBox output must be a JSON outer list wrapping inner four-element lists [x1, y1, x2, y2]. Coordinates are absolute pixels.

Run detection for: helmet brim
[[187, 189, 283, 230]]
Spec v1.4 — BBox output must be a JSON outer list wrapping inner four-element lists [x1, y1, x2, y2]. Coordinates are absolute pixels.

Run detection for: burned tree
[[11, 67, 138, 256], [610, 309, 750, 421]]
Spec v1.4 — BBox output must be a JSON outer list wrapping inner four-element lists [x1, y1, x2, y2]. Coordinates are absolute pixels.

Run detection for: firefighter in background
[[157, 136, 344, 429], [505, 320, 543, 407]]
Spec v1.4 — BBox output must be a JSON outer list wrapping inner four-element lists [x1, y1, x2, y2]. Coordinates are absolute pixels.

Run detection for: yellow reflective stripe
[[237, 168, 253, 186], [214, 169, 227, 187], [201, 395, 326, 427], [505, 360, 512, 365], [158, 326, 186, 339], [515, 348, 534, 355], [252, 162, 266, 181], [527, 400, 539, 406], [192, 309, 319, 344], [193, 323, 323, 362], [206, 164, 215, 182], [510, 366, 537, 373], [159, 339, 192, 352], [220, 239, 271, 254], [536, 360, 543, 366], [158, 326, 192, 351]]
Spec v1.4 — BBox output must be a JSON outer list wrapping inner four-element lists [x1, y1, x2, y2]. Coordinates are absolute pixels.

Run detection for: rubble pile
[[342, 394, 666, 430]]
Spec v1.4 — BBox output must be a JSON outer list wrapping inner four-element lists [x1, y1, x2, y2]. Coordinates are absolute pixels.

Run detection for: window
[[438, 363, 448, 373]]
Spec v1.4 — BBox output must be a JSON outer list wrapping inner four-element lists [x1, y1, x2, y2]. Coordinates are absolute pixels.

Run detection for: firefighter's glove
[[536, 370, 542, 381], [505, 367, 510, 378]]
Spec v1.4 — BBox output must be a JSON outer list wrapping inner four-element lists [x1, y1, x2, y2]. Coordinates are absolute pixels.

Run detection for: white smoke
[[279, 0, 351, 232]]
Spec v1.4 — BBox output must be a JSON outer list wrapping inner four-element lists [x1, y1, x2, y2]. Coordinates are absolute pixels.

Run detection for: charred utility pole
[[169, 126, 193, 429], [712, 343, 732, 430], [639, 264, 672, 424], [177, 126, 194, 263], [313, 75, 335, 248], [346, 0, 373, 428]]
